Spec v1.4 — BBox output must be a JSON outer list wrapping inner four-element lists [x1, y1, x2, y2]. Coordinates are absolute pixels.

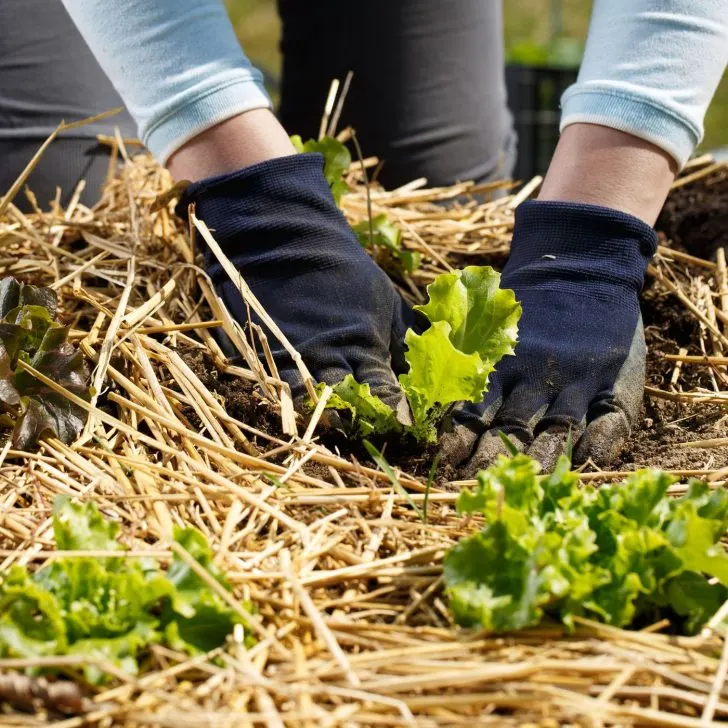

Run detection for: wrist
[[167, 108, 297, 182], [538, 124, 677, 226]]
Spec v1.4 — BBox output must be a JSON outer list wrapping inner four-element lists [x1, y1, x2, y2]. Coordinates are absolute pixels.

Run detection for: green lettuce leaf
[[52, 496, 122, 552], [414, 266, 520, 359], [322, 374, 401, 437], [353, 214, 421, 277], [400, 322, 492, 442], [657, 571, 728, 634], [291, 135, 351, 204], [0, 566, 68, 658], [444, 455, 728, 634], [163, 527, 243, 651], [0, 497, 251, 684]]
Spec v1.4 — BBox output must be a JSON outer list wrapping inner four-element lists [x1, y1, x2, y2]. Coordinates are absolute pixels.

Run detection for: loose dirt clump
[[180, 347, 282, 440]]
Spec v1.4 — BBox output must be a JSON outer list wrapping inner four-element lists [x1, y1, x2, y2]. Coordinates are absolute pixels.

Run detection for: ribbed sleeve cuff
[[560, 86, 700, 169], [145, 75, 272, 165]]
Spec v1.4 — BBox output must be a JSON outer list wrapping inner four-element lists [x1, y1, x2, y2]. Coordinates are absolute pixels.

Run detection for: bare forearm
[[167, 109, 297, 181], [544, 0, 727, 225], [539, 124, 676, 225]]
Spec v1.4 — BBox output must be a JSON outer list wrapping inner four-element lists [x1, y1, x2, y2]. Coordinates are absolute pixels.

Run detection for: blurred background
[[225, 0, 728, 178]]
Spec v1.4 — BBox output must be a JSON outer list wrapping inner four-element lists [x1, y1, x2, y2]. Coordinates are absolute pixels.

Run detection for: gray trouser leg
[[0, 0, 135, 211], [277, 0, 515, 189]]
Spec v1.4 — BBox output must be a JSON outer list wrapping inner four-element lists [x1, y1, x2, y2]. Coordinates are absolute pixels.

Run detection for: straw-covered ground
[[1, 120, 728, 726]]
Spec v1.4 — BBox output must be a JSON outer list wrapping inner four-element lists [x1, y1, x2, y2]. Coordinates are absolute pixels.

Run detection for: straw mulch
[[1, 131, 728, 727]]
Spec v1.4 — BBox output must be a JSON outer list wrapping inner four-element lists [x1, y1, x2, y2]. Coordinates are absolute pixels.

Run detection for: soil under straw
[[0, 132, 728, 726]]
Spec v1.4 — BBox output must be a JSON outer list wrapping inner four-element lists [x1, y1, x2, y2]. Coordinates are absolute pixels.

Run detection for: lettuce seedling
[[0, 277, 89, 450], [321, 266, 521, 443], [353, 214, 421, 277], [445, 454, 728, 634], [292, 135, 418, 277], [0, 497, 252, 684], [291, 135, 351, 205]]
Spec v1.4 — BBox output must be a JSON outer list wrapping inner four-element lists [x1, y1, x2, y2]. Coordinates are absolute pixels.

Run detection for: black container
[[505, 64, 579, 181]]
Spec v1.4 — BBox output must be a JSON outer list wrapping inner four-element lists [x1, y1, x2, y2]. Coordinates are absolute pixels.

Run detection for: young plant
[[292, 135, 418, 277], [444, 454, 728, 634], [0, 497, 252, 684], [353, 214, 421, 277], [321, 266, 521, 443], [291, 134, 351, 205], [0, 277, 89, 450]]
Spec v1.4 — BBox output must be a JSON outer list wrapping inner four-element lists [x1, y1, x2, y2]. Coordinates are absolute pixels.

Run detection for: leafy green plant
[[321, 266, 521, 443], [291, 135, 351, 205], [292, 135, 418, 277], [0, 277, 89, 450], [444, 454, 728, 634], [0, 497, 251, 684], [353, 214, 421, 277]]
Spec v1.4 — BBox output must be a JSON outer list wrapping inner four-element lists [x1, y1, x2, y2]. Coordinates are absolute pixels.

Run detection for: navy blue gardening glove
[[177, 153, 415, 418], [441, 200, 658, 473]]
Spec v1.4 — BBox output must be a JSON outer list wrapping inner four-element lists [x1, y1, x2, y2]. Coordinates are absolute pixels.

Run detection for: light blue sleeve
[[60, 0, 271, 164], [561, 0, 728, 167]]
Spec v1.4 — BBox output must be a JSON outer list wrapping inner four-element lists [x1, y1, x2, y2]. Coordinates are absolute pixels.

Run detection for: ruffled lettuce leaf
[[445, 455, 728, 634], [0, 497, 251, 684], [414, 266, 520, 360]]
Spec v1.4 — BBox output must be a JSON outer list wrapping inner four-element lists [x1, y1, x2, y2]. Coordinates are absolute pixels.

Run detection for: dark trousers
[[0, 0, 135, 210], [0, 0, 514, 210]]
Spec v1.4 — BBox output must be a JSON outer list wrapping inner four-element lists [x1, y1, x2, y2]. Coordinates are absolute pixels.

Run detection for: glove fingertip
[[527, 428, 574, 473], [439, 425, 480, 468], [574, 410, 631, 466], [461, 429, 528, 478]]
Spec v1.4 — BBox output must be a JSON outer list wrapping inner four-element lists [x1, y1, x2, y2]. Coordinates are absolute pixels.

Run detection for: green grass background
[[225, 0, 727, 151]]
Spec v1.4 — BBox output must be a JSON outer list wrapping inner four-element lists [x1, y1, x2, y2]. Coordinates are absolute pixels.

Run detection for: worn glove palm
[[441, 200, 658, 474], [177, 153, 414, 415]]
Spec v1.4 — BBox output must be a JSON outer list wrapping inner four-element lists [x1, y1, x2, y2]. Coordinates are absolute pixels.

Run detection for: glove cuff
[[514, 200, 658, 258], [175, 151, 336, 238], [507, 200, 658, 294], [174, 152, 352, 278]]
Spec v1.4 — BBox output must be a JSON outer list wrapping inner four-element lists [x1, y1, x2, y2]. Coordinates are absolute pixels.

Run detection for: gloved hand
[[441, 200, 657, 474], [177, 153, 414, 417]]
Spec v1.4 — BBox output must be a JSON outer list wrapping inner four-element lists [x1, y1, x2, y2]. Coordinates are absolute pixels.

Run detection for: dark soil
[[623, 272, 728, 473], [179, 348, 283, 441], [658, 167, 728, 260], [626, 169, 728, 473]]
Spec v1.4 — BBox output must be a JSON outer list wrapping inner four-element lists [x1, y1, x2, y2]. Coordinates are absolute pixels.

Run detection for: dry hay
[[0, 126, 727, 727]]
